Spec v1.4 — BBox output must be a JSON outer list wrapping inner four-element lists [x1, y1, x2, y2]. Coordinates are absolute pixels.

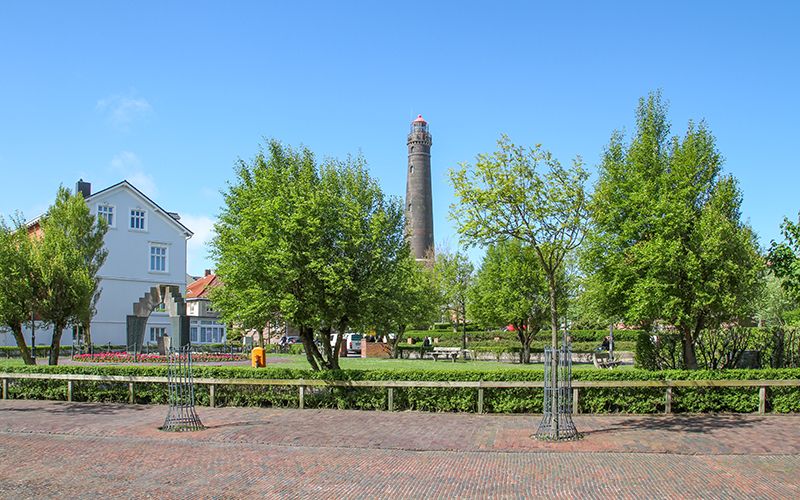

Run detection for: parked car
[[330, 332, 362, 354], [280, 336, 301, 345]]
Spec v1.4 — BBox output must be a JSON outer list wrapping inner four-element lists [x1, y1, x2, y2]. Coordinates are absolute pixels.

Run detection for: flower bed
[[72, 352, 245, 363]]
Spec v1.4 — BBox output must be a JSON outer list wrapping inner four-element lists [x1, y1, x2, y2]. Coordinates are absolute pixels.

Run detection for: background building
[[1, 180, 193, 348], [186, 270, 227, 344]]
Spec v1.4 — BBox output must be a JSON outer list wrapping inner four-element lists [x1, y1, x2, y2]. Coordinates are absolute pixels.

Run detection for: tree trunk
[[772, 328, 784, 368], [320, 326, 337, 370], [331, 323, 347, 370], [299, 326, 320, 371], [391, 326, 406, 359], [515, 325, 531, 364], [681, 326, 698, 370], [461, 306, 467, 351], [547, 274, 559, 434], [523, 337, 531, 364], [82, 320, 92, 350], [10, 324, 35, 365], [49, 321, 64, 365], [548, 276, 558, 349]]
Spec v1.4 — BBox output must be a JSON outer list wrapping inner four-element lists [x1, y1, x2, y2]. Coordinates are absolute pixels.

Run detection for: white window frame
[[97, 204, 116, 228], [148, 243, 169, 274], [190, 320, 226, 344], [129, 208, 147, 231], [149, 326, 167, 343]]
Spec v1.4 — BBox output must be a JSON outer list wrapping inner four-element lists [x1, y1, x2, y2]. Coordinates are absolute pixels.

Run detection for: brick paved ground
[[0, 400, 798, 499]]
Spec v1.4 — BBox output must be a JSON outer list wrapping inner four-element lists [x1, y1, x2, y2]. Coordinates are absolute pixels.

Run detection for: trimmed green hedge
[[397, 341, 636, 355], [405, 329, 643, 346], [1, 364, 797, 414], [0, 345, 77, 357], [0, 343, 247, 359]]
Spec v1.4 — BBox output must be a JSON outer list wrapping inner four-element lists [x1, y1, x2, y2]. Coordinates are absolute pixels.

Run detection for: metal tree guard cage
[[161, 346, 205, 432], [535, 343, 579, 441]]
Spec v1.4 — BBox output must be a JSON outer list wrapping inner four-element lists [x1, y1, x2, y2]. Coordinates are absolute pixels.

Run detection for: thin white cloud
[[110, 151, 158, 198], [96, 93, 153, 127], [180, 214, 216, 276]]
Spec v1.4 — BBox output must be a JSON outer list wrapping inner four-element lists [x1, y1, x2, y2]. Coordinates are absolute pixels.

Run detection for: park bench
[[593, 352, 622, 369], [430, 347, 461, 362]]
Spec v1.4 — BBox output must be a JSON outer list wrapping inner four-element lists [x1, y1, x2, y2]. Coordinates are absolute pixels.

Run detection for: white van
[[330, 332, 363, 354]]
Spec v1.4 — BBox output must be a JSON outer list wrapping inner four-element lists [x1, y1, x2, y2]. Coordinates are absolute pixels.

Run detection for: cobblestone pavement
[[0, 400, 798, 499]]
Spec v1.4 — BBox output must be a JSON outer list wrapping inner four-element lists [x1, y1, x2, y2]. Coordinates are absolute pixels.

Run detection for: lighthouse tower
[[405, 115, 434, 262]]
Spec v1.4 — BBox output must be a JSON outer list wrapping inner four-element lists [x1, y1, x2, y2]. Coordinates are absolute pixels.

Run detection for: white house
[[4, 179, 193, 348], [186, 270, 227, 344]]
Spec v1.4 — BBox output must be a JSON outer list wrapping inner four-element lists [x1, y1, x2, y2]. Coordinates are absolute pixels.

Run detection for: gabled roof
[[187, 272, 220, 299], [27, 180, 194, 238], [88, 180, 193, 237]]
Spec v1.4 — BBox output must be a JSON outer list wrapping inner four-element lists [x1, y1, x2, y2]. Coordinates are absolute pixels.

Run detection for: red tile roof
[[186, 273, 219, 299]]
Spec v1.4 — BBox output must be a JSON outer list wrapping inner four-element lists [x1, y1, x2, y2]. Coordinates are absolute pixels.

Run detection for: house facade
[[2, 180, 193, 348], [186, 270, 227, 344]]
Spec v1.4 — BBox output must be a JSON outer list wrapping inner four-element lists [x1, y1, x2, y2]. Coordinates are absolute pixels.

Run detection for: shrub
[[635, 331, 683, 370], [0, 363, 797, 414]]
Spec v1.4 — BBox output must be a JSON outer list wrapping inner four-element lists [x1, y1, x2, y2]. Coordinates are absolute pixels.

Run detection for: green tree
[[756, 273, 796, 328], [35, 187, 108, 365], [365, 252, 439, 357], [451, 136, 587, 437], [0, 216, 40, 365], [582, 92, 763, 369], [769, 213, 800, 303], [211, 142, 314, 361], [211, 140, 406, 370], [469, 240, 552, 363], [433, 249, 474, 350], [450, 136, 588, 350]]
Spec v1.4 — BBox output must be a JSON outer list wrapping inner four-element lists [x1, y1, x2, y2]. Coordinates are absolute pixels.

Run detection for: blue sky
[[1, 1, 798, 275]]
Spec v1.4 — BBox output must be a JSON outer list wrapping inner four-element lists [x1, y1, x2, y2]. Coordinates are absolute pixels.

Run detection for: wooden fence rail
[[1, 372, 798, 414]]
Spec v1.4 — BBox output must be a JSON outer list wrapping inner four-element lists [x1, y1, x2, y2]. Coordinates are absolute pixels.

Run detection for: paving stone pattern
[[0, 400, 798, 499]]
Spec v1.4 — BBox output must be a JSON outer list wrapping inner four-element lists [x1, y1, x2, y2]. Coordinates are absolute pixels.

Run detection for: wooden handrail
[[1, 372, 797, 415], [0, 372, 798, 388]]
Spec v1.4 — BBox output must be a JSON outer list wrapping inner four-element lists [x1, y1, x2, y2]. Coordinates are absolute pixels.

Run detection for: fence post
[[67, 380, 73, 402], [209, 384, 216, 408], [759, 386, 766, 414], [2, 378, 7, 399], [299, 384, 305, 409], [387, 387, 394, 412], [665, 386, 672, 414], [573, 388, 579, 414], [128, 382, 135, 404], [477, 386, 484, 414]]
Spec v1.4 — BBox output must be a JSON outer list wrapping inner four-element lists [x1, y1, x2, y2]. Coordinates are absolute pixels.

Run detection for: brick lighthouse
[[405, 114, 434, 262]]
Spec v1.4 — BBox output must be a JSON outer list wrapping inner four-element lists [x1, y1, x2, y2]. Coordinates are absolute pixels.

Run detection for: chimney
[[204, 269, 212, 277], [76, 179, 91, 198]]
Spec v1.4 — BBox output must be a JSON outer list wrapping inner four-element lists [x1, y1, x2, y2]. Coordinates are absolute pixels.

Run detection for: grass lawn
[[0, 355, 631, 372]]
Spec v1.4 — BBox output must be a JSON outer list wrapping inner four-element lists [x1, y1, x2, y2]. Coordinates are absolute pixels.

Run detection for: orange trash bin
[[251, 347, 266, 368]]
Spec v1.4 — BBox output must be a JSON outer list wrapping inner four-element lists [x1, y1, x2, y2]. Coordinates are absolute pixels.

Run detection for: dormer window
[[97, 205, 114, 227], [130, 209, 146, 230]]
